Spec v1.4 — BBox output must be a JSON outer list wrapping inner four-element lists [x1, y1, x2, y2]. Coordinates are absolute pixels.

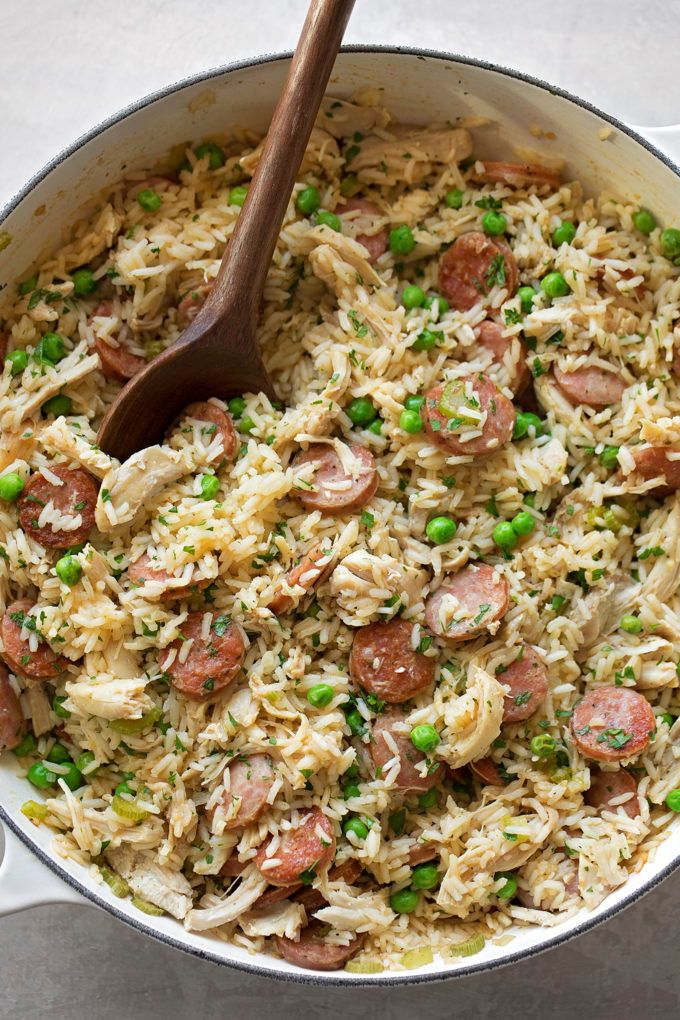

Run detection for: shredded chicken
[[570, 573, 638, 659], [350, 126, 472, 181], [185, 866, 267, 931], [95, 445, 190, 531], [40, 417, 115, 479], [240, 900, 306, 938], [435, 664, 506, 768], [25, 685, 52, 736], [314, 886, 395, 933], [106, 846, 192, 919], [330, 549, 427, 624], [65, 675, 153, 720], [318, 97, 390, 139]]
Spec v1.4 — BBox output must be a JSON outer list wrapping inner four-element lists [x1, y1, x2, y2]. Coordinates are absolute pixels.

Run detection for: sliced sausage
[[128, 553, 213, 601], [294, 859, 364, 912], [425, 564, 509, 642], [408, 844, 439, 866], [500, 646, 549, 724], [553, 364, 626, 409], [472, 161, 561, 190], [349, 618, 435, 704], [0, 663, 25, 750], [179, 401, 238, 461], [177, 283, 213, 329], [423, 375, 515, 457], [571, 686, 655, 762], [18, 466, 98, 549], [292, 443, 378, 514], [475, 319, 530, 394], [1, 599, 68, 680], [276, 922, 365, 972], [220, 857, 247, 878], [256, 883, 304, 908], [159, 611, 245, 701], [254, 807, 335, 887], [268, 547, 334, 615], [438, 232, 519, 311], [629, 447, 680, 494], [339, 198, 388, 263], [469, 757, 504, 785], [89, 302, 146, 382], [210, 754, 276, 831], [585, 768, 640, 819], [370, 709, 444, 792]]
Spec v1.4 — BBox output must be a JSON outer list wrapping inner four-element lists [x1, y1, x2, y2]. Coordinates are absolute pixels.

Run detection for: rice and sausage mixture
[[1, 93, 680, 973]]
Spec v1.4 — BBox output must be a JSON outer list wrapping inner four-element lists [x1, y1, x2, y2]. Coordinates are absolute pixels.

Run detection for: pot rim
[[1, 43, 679, 985]]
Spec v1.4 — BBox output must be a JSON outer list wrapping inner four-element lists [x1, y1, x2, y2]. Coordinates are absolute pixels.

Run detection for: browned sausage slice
[[571, 687, 655, 762], [159, 611, 245, 701], [177, 283, 213, 329], [339, 198, 388, 263], [1, 600, 68, 680], [256, 883, 304, 908], [408, 844, 439, 866], [0, 663, 25, 750], [292, 443, 378, 513], [425, 564, 509, 642], [268, 547, 334, 615], [585, 768, 640, 819], [254, 807, 335, 887], [629, 447, 680, 494], [469, 757, 504, 785], [89, 302, 146, 382], [128, 553, 213, 601], [179, 401, 238, 462], [220, 857, 247, 878], [553, 365, 626, 409], [438, 232, 519, 311], [276, 922, 365, 972], [473, 161, 561, 190], [423, 375, 515, 457], [500, 646, 549, 724], [211, 754, 276, 831], [294, 859, 364, 912], [475, 319, 530, 394], [18, 466, 98, 549], [370, 709, 444, 792], [349, 618, 435, 704]]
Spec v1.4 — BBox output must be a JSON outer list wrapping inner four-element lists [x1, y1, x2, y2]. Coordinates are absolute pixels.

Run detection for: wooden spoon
[[97, 0, 356, 460]]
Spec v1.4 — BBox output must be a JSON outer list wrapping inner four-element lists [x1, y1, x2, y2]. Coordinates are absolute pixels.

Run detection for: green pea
[[402, 285, 426, 309], [48, 742, 71, 764], [389, 224, 416, 256], [315, 210, 342, 232], [411, 329, 441, 352], [115, 780, 134, 796], [511, 511, 536, 537], [633, 208, 656, 235], [0, 472, 25, 501], [512, 412, 529, 441], [346, 708, 365, 736], [343, 783, 361, 800], [540, 272, 570, 299], [410, 724, 439, 754], [75, 750, 98, 775], [6, 350, 28, 376], [194, 142, 225, 169], [55, 554, 82, 587], [17, 274, 38, 296], [660, 228, 680, 262], [34, 332, 65, 364], [404, 394, 425, 412], [389, 808, 406, 835], [523, 413, 543, 435], [493, 521, 518, 551], [494, 871, 517, 900], [228, 396, 246, 419], [296, 186, 321, 215], [42, 394, 72, 417], [343, 816, 369, 841], [343, 761, 360, 781], [346, 397, 376, 426], [661, 713, 675, 729], [425, 516, 457, 545], [620, 614, 643, 634], [482, 210, 507, 236], [552, 221, 576, 246], [52, 695, 71, 719], [71, 267, 97, 297], [239, 415, 255, 434], [390, 888, 420, 914], [665, 789, 680, 812], [199, 473, 220, 500], [13, 732, 36, 756], [599, 445, 620, 470], [229, 186, 249, 207], [411, 862, 439, 889], [399, 409, 423, 434], [423, 294, 449, 315], [306, 683, 334, 708], [417, 789, 438, 809], [518, 286, 536, 313], [367, 417, 383, 435], [27, 762, 58, 789], [137, 189, 162, 213], [530, 734, 556, 757], [445, 188, 464, 209], [59, 762, 83, 792]]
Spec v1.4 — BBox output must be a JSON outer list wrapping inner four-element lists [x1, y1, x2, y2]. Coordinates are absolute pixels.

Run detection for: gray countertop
[[1, 0, 680, 1016]]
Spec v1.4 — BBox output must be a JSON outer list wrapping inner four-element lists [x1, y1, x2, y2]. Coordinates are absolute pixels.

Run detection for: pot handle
[[0, 823, 88, 915], [630, 123, 680, 165]]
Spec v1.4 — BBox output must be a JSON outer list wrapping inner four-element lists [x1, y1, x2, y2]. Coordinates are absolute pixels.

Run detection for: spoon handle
[[211, 0, 356, 322]]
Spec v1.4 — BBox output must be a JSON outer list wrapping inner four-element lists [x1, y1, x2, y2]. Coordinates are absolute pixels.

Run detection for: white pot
[[1, 47, 679, 984]]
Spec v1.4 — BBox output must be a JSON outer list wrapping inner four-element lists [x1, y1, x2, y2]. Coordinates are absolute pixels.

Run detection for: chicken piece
[[436, 664, 506, 769], [309, 234, 382, 292], [65, 676, 153, 720], [185, 866, 268, 931], [0, 426, 37, 475], [240, 900, 306, 939], [511, 436, 568, 492], [639, 500, 680, 604], [329, 550, 427, 625], [95, 445, 190, 532], [350, 127, 472, 181], [314, 886, 396, 933], [40, 418, 115, 480], [318, 97, 390, 139], [26, 685, 53, 737], [106, 846, 192, 920], [570, 573, 638, 659]]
